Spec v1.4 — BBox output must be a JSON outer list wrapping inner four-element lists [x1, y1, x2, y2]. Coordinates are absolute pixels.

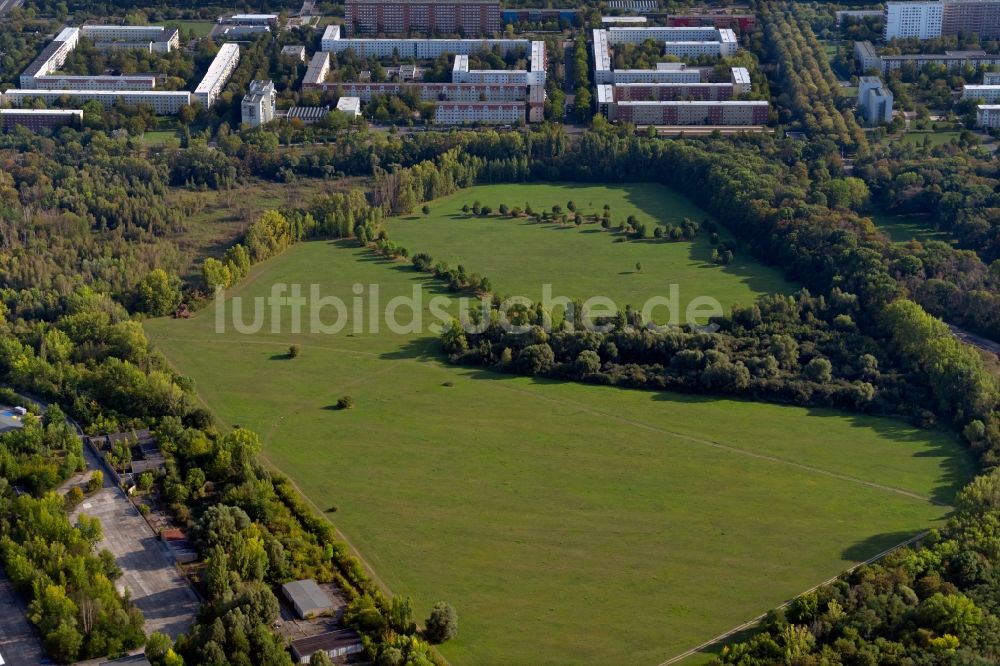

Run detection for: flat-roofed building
[[884, 1, 944, 39], [321, 25, 530, 59], [666, 13, 757, 31], [601, 16, 648, 25], [30, 74, 157, 91], [879, 49, 1000, 73], [344, 0, 500, 37], [731, 66, 751, 93], [223, 14, 278, 26], [614, 82, 735, 101], [963, 83, 1000, 102], [985, 70, 1000, 83], [194, 43, 240, 108], [80, 25, 180, 52], [281, 45, 307, 61], [942, 0, 1000, 38], [612, 99, 769, 125], [303, 52, 331, 85], [4, 89, 191, 114], [282, 580, 335, 619], [241, 79, 276, 127], [854, 40, 882, 74], [434, 101, 524, 124], [857, 76, 894, 124], [336, 96, 362, 117], [20, 27, 80, 87], [612, 64, 709, 84], [0, 108, 83, 131], [977, 103, 1000, 127], [290, 630, 363, 664]]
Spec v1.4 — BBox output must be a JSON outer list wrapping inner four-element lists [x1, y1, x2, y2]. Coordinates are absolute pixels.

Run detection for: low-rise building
[[976, 103, 1000, 127], [80, 25, 180, 53], [985, 71, 1000, 84], [4, 89, 191, 114], [434, 101, 525, 124], [0, 108, 82, 131], [290, 630, 364, 664], [854, 40, 883, 74], [281, 45, 307, 61], [20, 27, 80, 87], [963, 84, 1000, 103], [303, 52, 331, 86], [286, 106, 331, 123], [193, 43, 240, 108], [879, 49, 1000, 74], [336, 96, 362, 118], [605, 99, 768, 125], [321, 24, 531, 59], [30, 74, 157, 91], [282, 580, 336, 620], [241, 79, 276, 127], [222, 14, 279, 27]]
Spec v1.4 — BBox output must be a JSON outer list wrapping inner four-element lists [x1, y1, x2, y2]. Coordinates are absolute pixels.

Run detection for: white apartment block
[[854, 40, 883, 73], [452, 54, 535, 85], [223, 14, 279, 26], [305, 81, 527, 102], [964, 84, 1000, 102], [303, 52, 332, 85], [4, 89, 191, 114], [857, 76, 893, 124], [194, 43, 240, 108], [321, 24, 530, 59], [593, 27, 724, 84], [985, 71, 1000, 84], [662, 39, 734, 59], [605, 26, 738, 57], [80, 25, 180, 53], [30, 75, 157, 91], [241, 79, 276, 127], [884, 1, 944, 40], [434, 102, 524, 124], [977, 104, 1000, 127], [731, 66, 751, 93], [20, 27, 80, 87]]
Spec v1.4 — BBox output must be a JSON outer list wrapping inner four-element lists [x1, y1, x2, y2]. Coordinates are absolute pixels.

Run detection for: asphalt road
[[71, 487, 199, 639], [0, 571, 44, 666]]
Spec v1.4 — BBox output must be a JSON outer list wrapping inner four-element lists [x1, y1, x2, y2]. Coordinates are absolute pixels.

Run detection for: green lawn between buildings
[[146, 183, 975, 665]]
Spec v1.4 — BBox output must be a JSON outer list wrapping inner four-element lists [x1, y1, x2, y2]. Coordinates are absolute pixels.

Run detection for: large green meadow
[[387, 183, 791, 319], [146, 184, 974, 664]]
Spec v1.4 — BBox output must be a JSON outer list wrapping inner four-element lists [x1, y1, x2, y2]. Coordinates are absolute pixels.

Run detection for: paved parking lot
[[0, 570, 44, 665], [73, 488, 199, 639]]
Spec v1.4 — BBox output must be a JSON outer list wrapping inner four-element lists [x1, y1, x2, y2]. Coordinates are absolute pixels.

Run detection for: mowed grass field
[[388, 183, 792, 320], [146, 235, 975, 665]]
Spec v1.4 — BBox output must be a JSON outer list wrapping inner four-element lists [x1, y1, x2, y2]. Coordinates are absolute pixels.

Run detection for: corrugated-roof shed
[[282, 579, 334, 619]]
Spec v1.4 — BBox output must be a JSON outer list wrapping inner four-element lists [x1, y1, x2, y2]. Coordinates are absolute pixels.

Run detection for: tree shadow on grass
[[380, 336, 440, 361], [841, 529, 931, 563], [801, 406, 975, 506]]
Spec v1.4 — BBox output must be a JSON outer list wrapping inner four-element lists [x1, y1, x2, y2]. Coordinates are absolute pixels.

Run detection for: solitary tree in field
[[462, 203, 470, 214], [288, 344, 300, 359], [635, 262, 642, 273], [422, 205, 430, 215], [425, 602, 458, 644]]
